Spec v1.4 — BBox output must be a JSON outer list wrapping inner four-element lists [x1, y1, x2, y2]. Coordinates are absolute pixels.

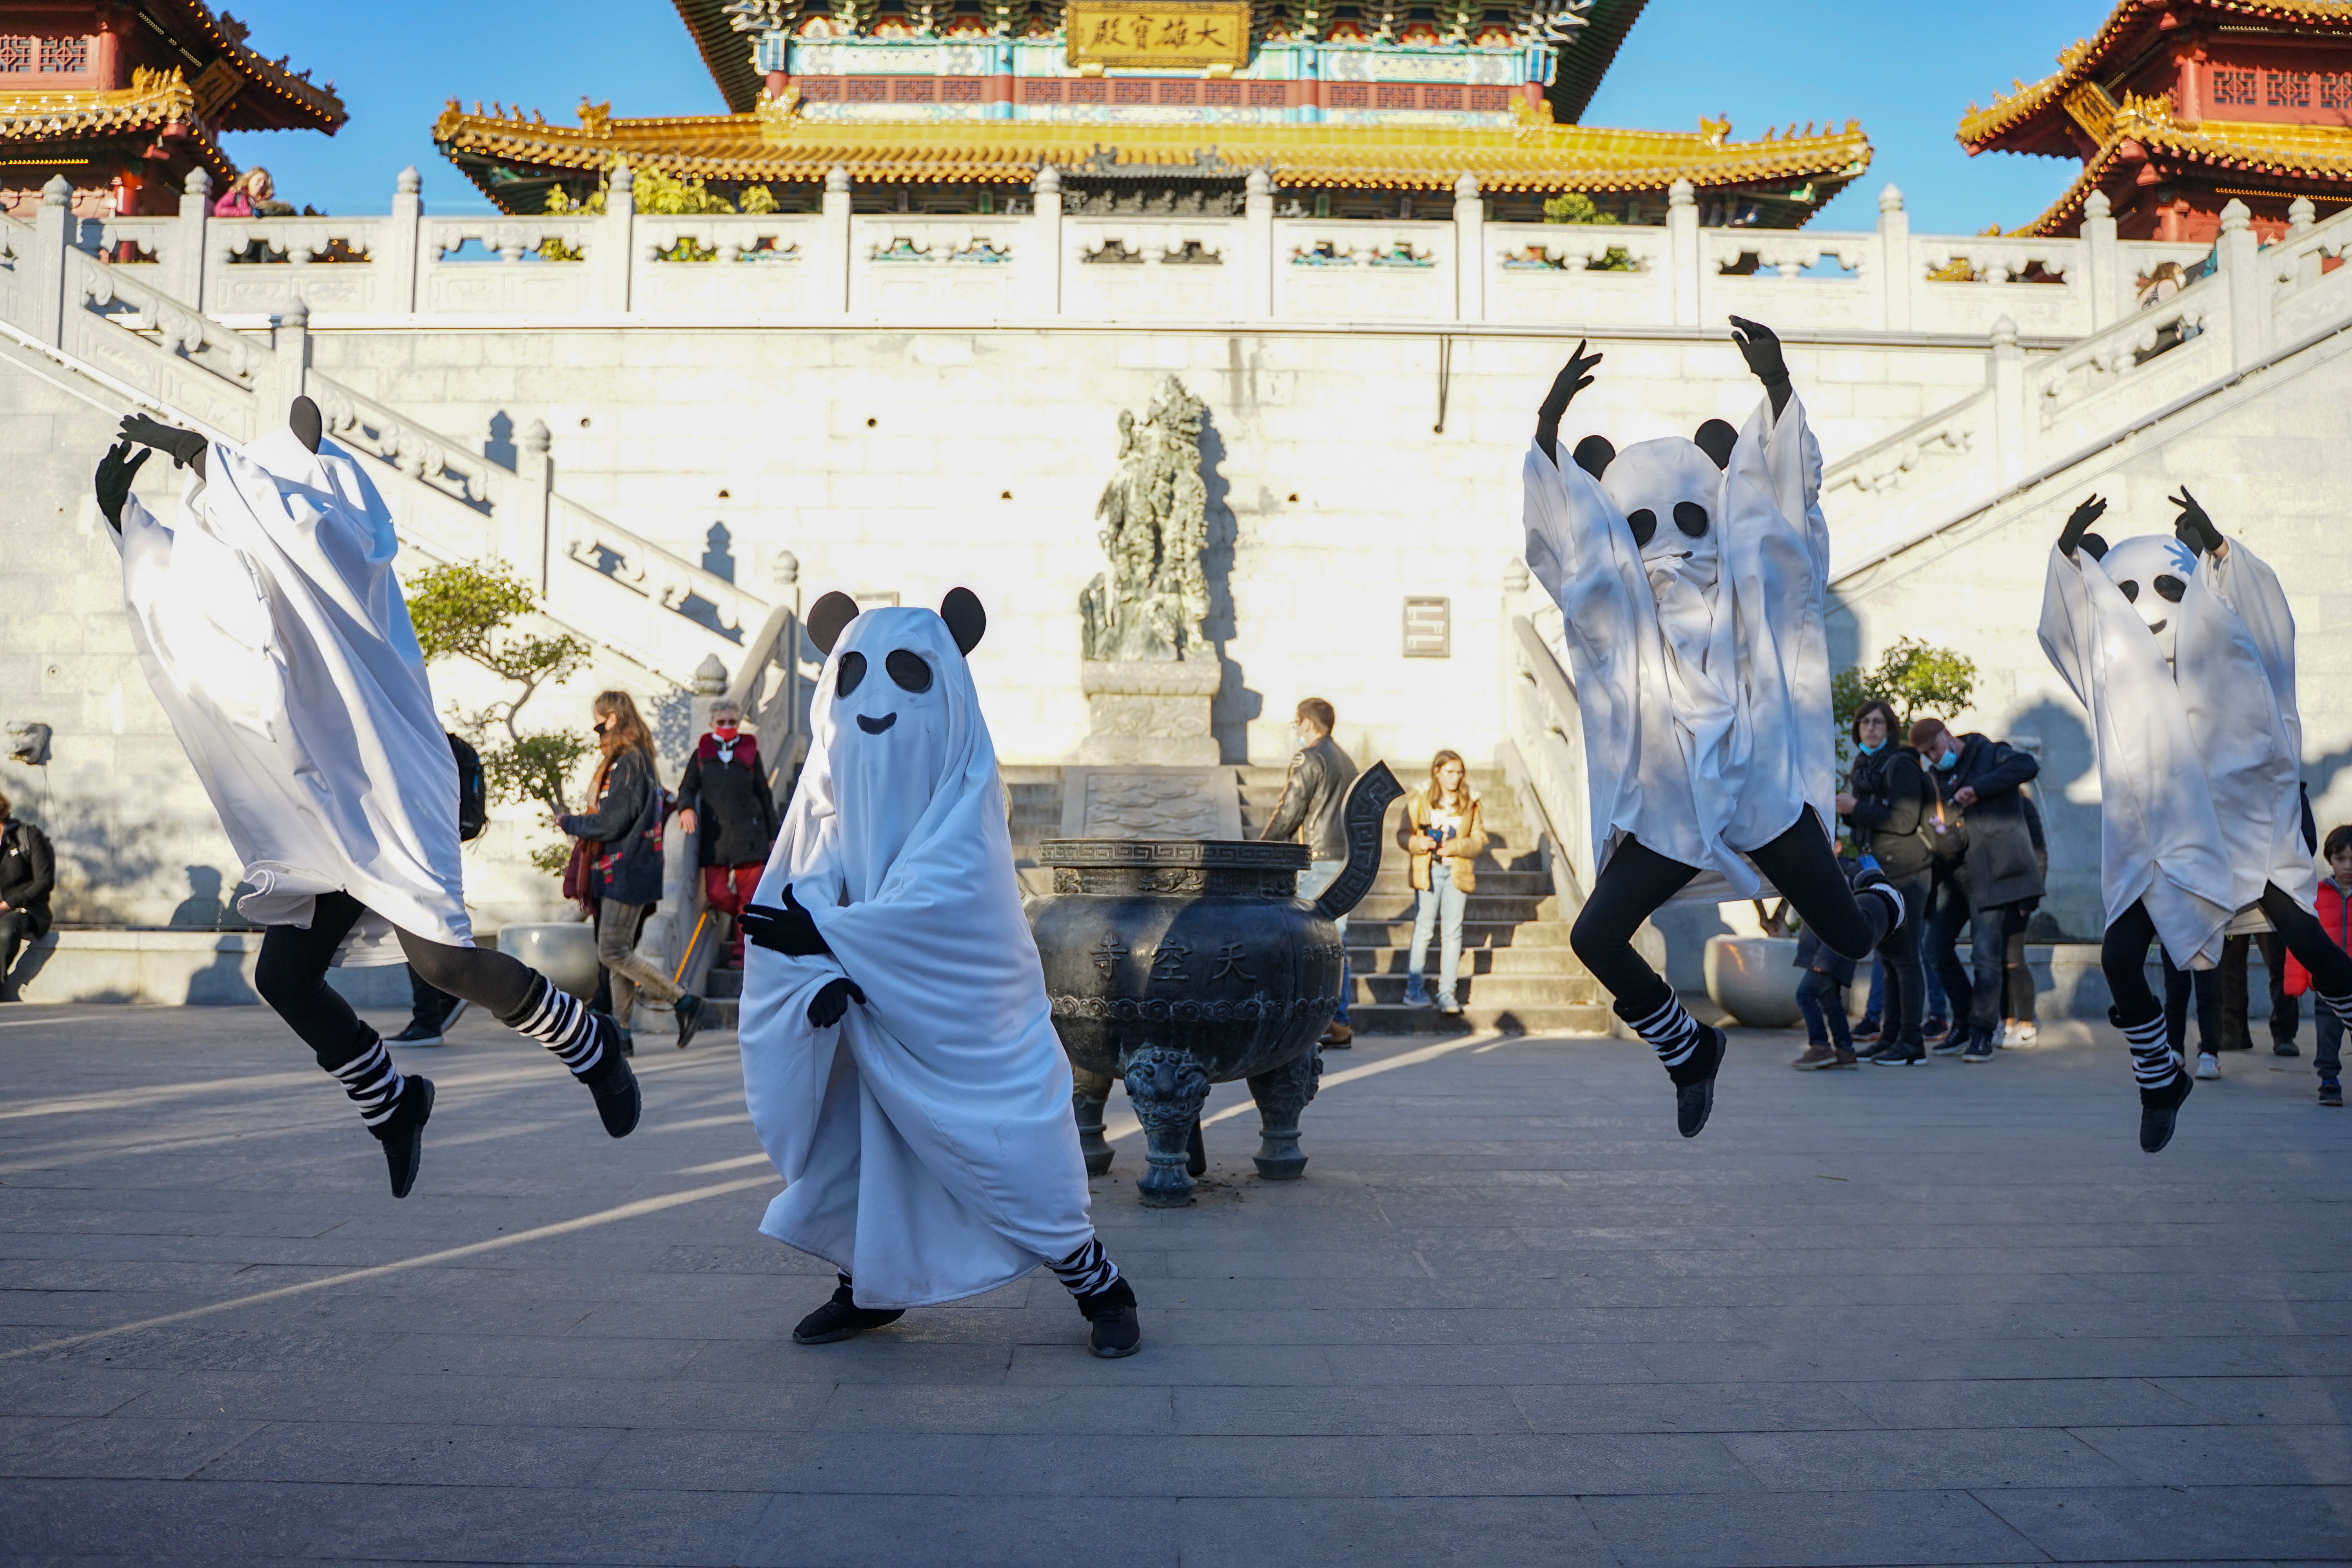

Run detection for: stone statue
[[1081, 376, 1210, 663]]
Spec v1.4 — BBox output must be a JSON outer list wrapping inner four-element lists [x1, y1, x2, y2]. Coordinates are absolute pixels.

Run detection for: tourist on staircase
[[1397, 750, 1486, 1016], [677, 699, 779, 973], [558, 691, 708, 1053], [1260, 697, 1359, 1047]]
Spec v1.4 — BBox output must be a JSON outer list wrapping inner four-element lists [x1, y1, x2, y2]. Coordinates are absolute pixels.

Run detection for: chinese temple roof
[[674, 0, 769, 115], [435, 96, 1867, 208], [1547, 0, 1647, 124], [2015, 100, 2352, 236], [0, 65, 228, 178]]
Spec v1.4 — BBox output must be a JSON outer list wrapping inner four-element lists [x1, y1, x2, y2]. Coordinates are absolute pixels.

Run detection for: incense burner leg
[[1124, 1046, 1210, 1208], [1071, 1065, 1116, 1177], [1247, 1044, 1323, 1181]]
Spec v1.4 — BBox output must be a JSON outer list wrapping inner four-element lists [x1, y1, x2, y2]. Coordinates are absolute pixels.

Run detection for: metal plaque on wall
[[1402, 596, 1450, 658]]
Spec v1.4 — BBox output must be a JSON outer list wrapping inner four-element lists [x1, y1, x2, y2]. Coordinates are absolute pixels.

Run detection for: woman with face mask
[[677, 699, 781, 973], [1835, 701, 1933, 1066]]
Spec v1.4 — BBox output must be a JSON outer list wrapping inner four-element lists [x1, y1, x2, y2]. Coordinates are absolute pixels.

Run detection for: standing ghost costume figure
[[1521, 321, 1903, 1138], [94, 404, 642, 1201], [2039, 489, 2352, 1153], [734, 591, 1141, 1359]]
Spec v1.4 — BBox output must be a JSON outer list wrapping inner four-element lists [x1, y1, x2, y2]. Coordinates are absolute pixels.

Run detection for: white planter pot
[[1704, 934, 1804, 1029], [497, 921, 603, 1002]]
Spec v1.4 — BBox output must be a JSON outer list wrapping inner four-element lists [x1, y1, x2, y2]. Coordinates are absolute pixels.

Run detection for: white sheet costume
[[737, 606, 1096, 1309], [1522, 392, 1832, 898], [111, 427, 470, 963], [2040, 531, 2309, 971]]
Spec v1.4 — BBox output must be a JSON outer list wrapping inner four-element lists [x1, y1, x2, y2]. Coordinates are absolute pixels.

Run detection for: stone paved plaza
[[0, 1004, 2346, 1567]]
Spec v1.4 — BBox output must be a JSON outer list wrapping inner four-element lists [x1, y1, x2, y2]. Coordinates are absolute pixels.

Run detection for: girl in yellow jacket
[[1398, 751, 1489, 1014]]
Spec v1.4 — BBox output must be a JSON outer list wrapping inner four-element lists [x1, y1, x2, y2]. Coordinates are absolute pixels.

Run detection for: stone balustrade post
[[1452, 171, 1485, 324], [383, 165, 422, 316], [31, 175, 73, 346], [174, 167, 212, 312], [2287, 198, 2324, 289], [601, 162, 636, 314], [269, 300, 310, 417], [515, 418, 554, 592], [1875, 184, 1911, 333], [1986, 314, 2027, 486], [1028, 165, 1062, 318], [2081, 189, 2119, 331], [1243, 167, 1274, 320], [2217, 198, 2266, 369], [820, 165, 853, 316], [1666, 178, 1699, 327]]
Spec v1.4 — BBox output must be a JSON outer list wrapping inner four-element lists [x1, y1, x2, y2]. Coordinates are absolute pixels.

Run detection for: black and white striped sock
[[2120, 1011, 2178, 1089], [1625, 991, 1704, 1070], [500, 977, 603, 1076], [1049, 1238, 1120, 1298], [331, 1036, 406, 1128]]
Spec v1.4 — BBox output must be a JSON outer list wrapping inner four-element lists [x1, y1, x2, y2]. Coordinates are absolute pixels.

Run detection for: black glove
[[2059, 494, 2108, 560], [1534, 340, 1602, 464], [117, 413, 208, 472], [808, 976, 866, 1028], [737, 884, 832, 958], [2169, 486, 2223, 558], [1729, 316, 1792, 415], [93, 440, 151, 533]]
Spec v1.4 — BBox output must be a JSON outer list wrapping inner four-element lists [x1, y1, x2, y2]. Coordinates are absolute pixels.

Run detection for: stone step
[[1359, 867, 1552, 897], [1350, 894, 1559, 924], [1345, 944, 1583, 977], [1349, 971, 1603, 1007], [1346, 918, 1577, 949], [1343, 1002, 1613, 1037]]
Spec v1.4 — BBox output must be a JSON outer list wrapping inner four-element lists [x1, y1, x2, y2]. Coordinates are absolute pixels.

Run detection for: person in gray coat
[[1914, 719, 2045, 1061]]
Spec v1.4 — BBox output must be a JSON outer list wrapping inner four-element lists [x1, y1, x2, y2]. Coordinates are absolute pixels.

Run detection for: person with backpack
[[558, 691, 707, 1052], [1913, 717, 2044, 1063], [1836, 699, 1934, 1066], [390, 733, 488, 1047], [677, 699, 780, 972]]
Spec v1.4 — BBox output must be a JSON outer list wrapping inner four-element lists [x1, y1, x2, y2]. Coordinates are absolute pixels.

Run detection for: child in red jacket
[[2285, 824, 2352, 1106]]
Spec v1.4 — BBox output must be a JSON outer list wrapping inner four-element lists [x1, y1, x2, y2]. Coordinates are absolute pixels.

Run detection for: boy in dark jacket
[[677, 700, 780, 971], [0, 790, 55, 1000]]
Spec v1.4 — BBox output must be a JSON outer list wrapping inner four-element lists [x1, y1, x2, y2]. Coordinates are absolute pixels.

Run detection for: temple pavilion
[[0, 1, 342, 218], [434, 0, 1870, 225], [1960, 0, 2352, 241]]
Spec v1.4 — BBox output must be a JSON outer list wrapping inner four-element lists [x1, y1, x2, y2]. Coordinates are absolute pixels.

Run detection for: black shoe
[[387, 1020, 444, 1047], [1849, 1020, 1883, 1045], [1872, 1038, 1926, 1066], [1930, 1031, 1968, 1056], [1076, 1276, 1142, 1358], [1960, 1034, 1996, 1063], [2319, 1078, 2341, 1108], [2139, 1071, 2193, 1154], [577, 1018, 641, 1138], [1852, 1038, 1893, 1062], [2273, 1039, 2301, 1058], [1664, 1025, 1725, 1138], [673, 992, 707, 1051], [793, 1279, 905, 1345], [1920, 1016, 1949, 1042], [368, 1076, 435, 1200]]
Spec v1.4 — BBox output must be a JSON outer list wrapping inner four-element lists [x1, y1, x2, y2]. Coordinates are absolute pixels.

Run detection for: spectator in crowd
[[1913, 717, 2044, 1063], [1853, 938, 1948, 1045], [2285, 824, 2352, 1107], [0, 789, 54, 1001], [2216, 931, 2298, 1057], [1397, 750, 1487, 1016], [211, 167, 294, 219], [2166, 948, 2228, 1080], [1261, 698, 1359, 1047], [1791, 855, 1862, 1071], [1999, 789, 2049, 1047], [1836, 699, 1933, 1066], [558, 691, 706, 1053], [677, 699, 779, 971]]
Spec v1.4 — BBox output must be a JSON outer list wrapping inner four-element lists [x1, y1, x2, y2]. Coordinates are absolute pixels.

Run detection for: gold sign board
[[1065, 0, 1250, 71]]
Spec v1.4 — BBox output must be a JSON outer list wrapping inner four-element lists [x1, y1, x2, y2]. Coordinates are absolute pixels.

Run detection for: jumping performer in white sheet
[[732, 590, 1141, 1358], [94, 403, 641, 1200], [1522, 318, 1904, 1137], [2040, 488, 2352, 1152]]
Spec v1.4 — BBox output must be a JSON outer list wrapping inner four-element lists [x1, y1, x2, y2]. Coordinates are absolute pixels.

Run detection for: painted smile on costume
[[857, 712, 897, 734]]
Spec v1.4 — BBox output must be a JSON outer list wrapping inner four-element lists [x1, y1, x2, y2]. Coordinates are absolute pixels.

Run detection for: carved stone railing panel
[[1272, 220, 1453, 320], [417, 218, 597, 315], [69, 249, 260, 394], [848, 216, 1024, 316], [1065, 217, 1243, 319], [631, 213, 823, 313]]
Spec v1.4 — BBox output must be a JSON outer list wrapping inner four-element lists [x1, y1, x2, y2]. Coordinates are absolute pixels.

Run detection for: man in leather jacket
[[1261, 698, 1359, 1045], [0, 789, 55, 1000]]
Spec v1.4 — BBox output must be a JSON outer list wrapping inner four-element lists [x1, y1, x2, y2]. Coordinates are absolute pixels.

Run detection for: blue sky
[[220, 0, 2106, 235]]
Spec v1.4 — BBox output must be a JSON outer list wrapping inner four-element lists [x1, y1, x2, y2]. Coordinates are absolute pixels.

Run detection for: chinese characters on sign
[[1065, 0, 1251, 71]]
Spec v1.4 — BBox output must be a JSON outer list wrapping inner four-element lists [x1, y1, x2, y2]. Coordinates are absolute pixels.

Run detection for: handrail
[[1506, 613, 1590, 916]]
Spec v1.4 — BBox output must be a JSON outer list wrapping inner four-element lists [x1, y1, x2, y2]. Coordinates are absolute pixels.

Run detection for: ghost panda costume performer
[[1522, 319, 1904, 1136], [2040, 489, 2352, 1153], [91, 405, 642, 1202], [734, 591, 1141, 1358]]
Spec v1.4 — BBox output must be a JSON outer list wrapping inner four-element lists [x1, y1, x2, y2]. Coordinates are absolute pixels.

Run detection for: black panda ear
[[2079, 533, 2110, 563], [1571, 435, 1614, 480], [940, 586, 985, 657], [1694, 419, 1737, 470], [290, 396, 323, 454], [806, 591, 860, 656]]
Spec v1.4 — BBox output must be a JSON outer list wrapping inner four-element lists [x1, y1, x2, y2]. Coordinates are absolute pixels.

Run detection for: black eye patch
[[2118, 581, 2140, 604], [2154, 575, 2187, 603], [1673, 501, 1710, 539], [836, 651, 867, 697], [886, 648, 933, 693], [1627, 508, 1657, 547]]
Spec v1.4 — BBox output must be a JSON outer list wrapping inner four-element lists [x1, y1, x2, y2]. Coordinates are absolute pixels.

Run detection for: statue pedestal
[[1078, 659, 1220, 766]]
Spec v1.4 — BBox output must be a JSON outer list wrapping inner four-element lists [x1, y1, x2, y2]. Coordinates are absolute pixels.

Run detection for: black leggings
[[254, 890, 539, 1071], [2103, 882, 2352, 1027], [1572, 808, 1892, 1011]]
